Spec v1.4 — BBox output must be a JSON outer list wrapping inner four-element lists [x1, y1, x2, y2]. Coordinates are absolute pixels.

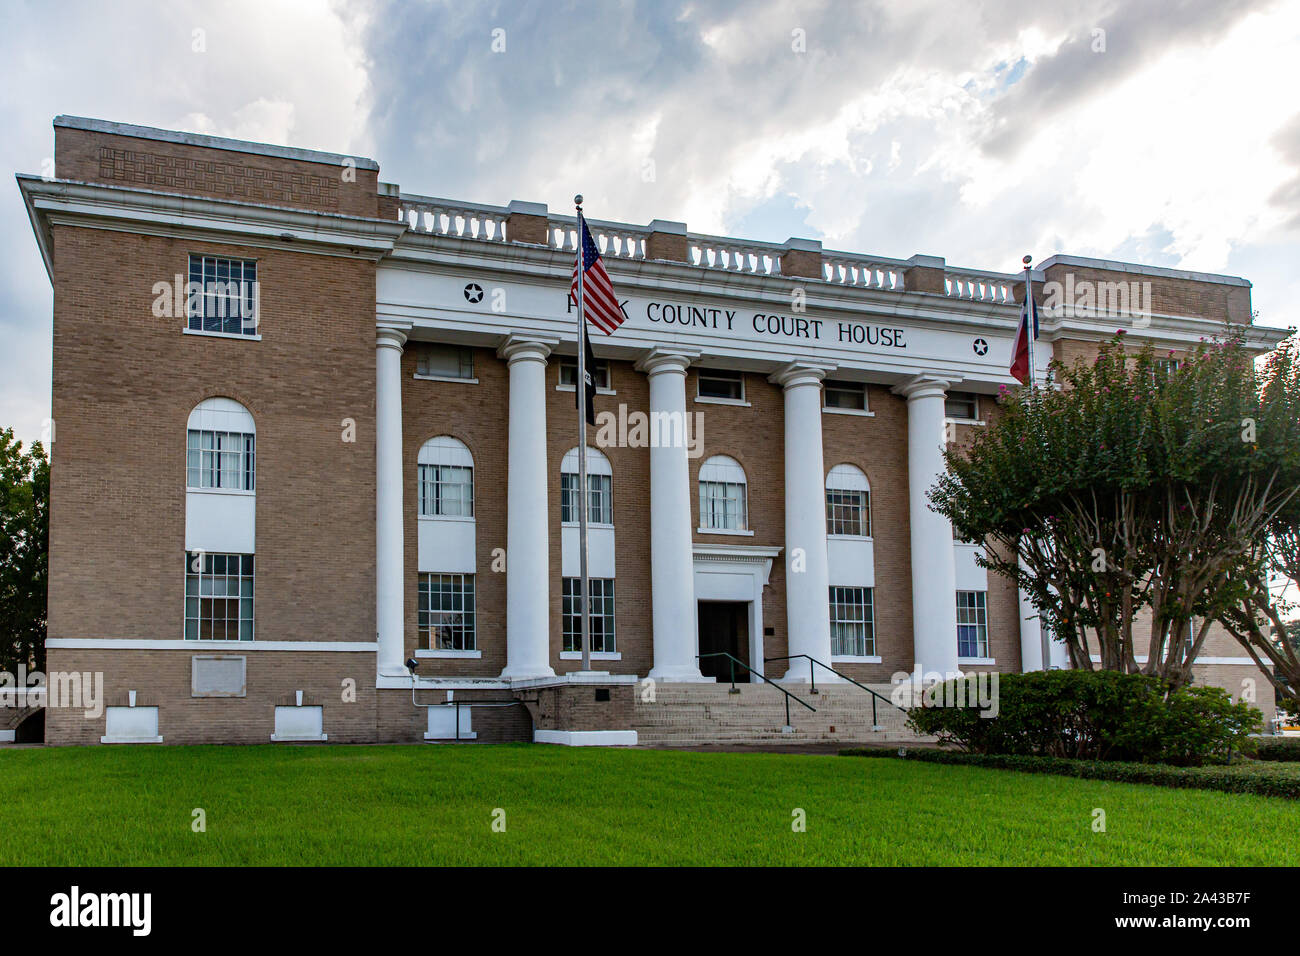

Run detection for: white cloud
[[1, 0, 1297, 445]]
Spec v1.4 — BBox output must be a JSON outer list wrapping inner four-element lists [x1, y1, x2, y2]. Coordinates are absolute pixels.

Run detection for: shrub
[[838, 748, 1300, 800], [904, 670, 1259, 766], [1252, 737, 1300, 762]]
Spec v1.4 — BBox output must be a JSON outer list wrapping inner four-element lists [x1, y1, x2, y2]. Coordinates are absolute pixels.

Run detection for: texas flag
[[1009, 295, 1039, 384]]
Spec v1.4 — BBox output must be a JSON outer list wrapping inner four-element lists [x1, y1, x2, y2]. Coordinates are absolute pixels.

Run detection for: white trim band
[[48, 639, 377, 652]]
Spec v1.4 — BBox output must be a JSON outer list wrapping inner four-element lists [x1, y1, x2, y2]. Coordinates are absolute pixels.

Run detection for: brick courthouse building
[[16, 116, 1285, 745]]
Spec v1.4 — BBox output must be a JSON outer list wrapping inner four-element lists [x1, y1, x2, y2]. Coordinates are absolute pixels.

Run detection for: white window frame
[[187, 254, 259, 337], [560, 447, 613, 526], [825, 463, 871, 537], [417, 437, 475, 518], [185, 551, 254, 641], [956, 590, 989, 659], [698, 455, 749, 532], [415, 344, 476, 383], [944, 391, 980, 422], [557, 357, 613, 392], [829, 586, 875, 658], [187, 398, 256, 494], [418, 572, 476, 651], [823, 380, 871, 415], [562, 577, 616, 653], [187, 430, 255, 491], [696, 368, 747, 404]]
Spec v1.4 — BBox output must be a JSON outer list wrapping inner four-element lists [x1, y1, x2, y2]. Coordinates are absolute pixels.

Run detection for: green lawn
[[0, 744, 1294, 866]]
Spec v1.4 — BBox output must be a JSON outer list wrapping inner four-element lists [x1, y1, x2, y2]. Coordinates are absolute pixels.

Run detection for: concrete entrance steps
[[632, 682, 934, 747]]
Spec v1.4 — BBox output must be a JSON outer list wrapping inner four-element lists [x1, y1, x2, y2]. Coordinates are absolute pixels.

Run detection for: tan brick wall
[[55, 126, 380, 218], [44, 649, 533, 745], [546, 358, 653, 676], [688, 370, 788, 672], [523, 683, 634, 732], [47, 227, 378, 648], [399, 346, 510, 677], [822, 387, 915, 681], [1042, 262, 1251, 324], [44, 648, 380, 745]]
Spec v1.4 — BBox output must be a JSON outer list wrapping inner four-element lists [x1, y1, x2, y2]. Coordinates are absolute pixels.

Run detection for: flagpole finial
[[574, 194, 583, 207], [1022, 254, 1032, 267]]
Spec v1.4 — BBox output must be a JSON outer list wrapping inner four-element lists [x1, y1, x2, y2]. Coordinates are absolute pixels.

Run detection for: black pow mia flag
[[577, 320, 597, 427]]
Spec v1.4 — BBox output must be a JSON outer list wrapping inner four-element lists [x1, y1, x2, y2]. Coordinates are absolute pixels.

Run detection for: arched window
[[560, 446, 612, 525], [187, 398, 255, 491], [825, 463, 870, 537], [418, 436, 474, 517], [698, 455, 747, 531]]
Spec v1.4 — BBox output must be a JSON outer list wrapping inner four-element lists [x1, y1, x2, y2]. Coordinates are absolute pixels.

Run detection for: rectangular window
[[185, 552, 254, 641], [826, 489, 870, 536], [417, 464, 474, 517], [562, 578, 616, 653], [418, 573, 476, 650], [1153, 358, 1180, 377], [944, 392, 979, 420], [558, 357, 611, 390], [186, 430, 255, 491], [416, 345, 474, 380], [699, 480, 747, 530], [697, 368, 744, 401], [829, 586, 874, 657], [560, 472, 612, 524], [824, 380, 867, 411], [187, 255, 258, 336], [956, 590, 989, 658]]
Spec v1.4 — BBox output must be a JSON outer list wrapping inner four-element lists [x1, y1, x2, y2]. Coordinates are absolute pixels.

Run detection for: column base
[[778, 662, 843, 684], [499, 664, 557, 681], [647, 666, 713, 683]]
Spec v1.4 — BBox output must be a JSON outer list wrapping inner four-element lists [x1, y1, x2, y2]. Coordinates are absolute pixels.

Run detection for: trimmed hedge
[[904, 669, 1259, 766], [839, 747, 1300, 800], [1251, 737, 1300, 762]]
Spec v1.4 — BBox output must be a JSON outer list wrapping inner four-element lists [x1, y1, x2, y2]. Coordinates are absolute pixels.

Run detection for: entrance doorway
[[698, 601, 750, 682]]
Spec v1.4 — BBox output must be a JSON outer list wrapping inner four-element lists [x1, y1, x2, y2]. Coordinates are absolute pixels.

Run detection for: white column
[[637, 348, 705, 681], [894, 375, 960, 679], [376, 323, 411, 677], [1018, 573, 1045, 672], [771, 363, 835, 683], [499, 335, 558, 680]]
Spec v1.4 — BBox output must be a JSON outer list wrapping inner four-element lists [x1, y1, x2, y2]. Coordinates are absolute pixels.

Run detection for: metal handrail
[[764, 653, 904, 730], [697, 652, 816, 729]]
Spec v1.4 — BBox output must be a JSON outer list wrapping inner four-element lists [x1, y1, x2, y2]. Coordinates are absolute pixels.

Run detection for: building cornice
[[17, 175, 407, 281]]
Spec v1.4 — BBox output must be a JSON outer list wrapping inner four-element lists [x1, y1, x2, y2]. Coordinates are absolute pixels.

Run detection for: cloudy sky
[[2, 0, 1298, 444]]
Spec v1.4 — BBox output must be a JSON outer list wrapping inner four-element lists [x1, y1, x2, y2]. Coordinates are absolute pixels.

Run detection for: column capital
[[768, 361, 835, 389], [891, 374, 951, 401], [497, 333, 560, 364], [635, 345, 700, 376], [376, 322, 412, 351]]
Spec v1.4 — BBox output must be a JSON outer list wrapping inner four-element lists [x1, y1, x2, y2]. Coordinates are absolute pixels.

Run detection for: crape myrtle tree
[[1216, 341, 1300, 705], [0, 428, 48, 673], [930, 330, 1300, 698]]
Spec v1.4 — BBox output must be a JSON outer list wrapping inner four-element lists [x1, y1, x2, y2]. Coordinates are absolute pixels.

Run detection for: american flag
[[570, 216, 625, 334]]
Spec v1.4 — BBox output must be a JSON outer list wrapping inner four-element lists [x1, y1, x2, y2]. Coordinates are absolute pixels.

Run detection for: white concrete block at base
[[533, 729, 638, 747], [0, 730, 15, 743], [271, 705, 326, 742], [101, 706, 162, 744], [425, 705, 477, 740]]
